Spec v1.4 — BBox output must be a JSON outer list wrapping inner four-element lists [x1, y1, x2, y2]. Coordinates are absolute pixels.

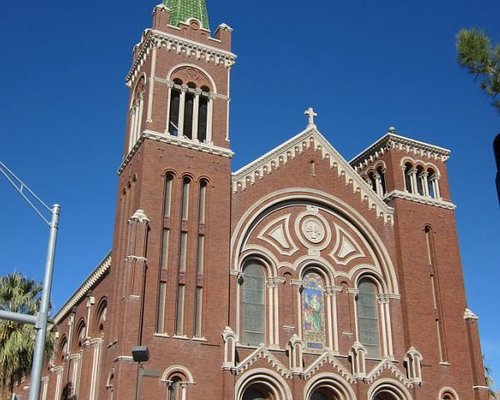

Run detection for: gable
[[232, 127, 394, 225]]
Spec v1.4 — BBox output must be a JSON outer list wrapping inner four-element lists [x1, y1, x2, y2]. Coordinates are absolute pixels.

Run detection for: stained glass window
[[357, 278, 380, 357], [302, 272, 326, 350], [241, 263, 265, 346]]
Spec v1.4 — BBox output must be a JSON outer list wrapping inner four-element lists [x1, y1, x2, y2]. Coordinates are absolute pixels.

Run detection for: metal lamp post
[[0, 161, 61, 400]]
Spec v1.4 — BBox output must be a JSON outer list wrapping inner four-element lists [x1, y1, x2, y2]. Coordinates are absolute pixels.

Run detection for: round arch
[[240, 251, 278, 278], [231, 188, 398, 295], [368, 379, 413, 400], [128, 73, 147, 108], [166, 63, 217, 93], [235, 369, 292, 400], [304, 372, 357, 400], [437, 387, 459, 400], [161, 365, 195, 383]]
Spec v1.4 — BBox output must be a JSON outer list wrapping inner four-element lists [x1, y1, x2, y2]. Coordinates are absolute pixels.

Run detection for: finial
[[305, 107, 317, 127], [388, 126, 397, 133]]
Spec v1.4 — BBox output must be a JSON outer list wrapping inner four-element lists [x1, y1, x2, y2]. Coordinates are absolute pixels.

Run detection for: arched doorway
[[242, 383, 275, 400], [310, 387, 342, 400], [369, 381, 412, 400]]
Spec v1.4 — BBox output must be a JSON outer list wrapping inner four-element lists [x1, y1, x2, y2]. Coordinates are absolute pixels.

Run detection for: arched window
[[357, 278, 380, 358], [427, 168, 439, 198], [416, 166, 426, 196], [96, 299, 107, 332], [198, 86, 210, 142], [175, 177, 191, 336], [183, 82, 196, 139], [157, 173, 174, 333], [377, 166, 386, 195], [168, 79, 182, 136], [76, 320, 86, 348], [194, 180, 208, 337], [241, 262, 266, 346], [168, 376, 182, 400], [302, 271, 326, 350], [167, 72, 212, 142], [404, 163, 414, 193], [163, 367, 194, 400], [368, 171, 377, 192], [59, 336, 68, 361], [128, 75, 146, 150]]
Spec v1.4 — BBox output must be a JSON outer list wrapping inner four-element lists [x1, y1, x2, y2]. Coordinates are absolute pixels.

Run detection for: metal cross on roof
[[305, 107, 317, 127]]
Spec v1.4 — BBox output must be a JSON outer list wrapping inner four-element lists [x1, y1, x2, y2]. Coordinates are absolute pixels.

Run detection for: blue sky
[[0, 0, 498, 389]]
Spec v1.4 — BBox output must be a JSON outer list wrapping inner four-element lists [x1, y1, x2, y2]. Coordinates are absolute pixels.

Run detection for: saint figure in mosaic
[[302, 272, 325, 349]]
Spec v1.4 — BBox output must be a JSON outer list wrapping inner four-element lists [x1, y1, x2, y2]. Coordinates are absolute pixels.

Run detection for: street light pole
[[29, 204, 60, 400], [0, 161, 61, 400]]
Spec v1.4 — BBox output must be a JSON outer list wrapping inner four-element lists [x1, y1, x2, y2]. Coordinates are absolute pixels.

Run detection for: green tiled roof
[[163, 0, 210, 30]]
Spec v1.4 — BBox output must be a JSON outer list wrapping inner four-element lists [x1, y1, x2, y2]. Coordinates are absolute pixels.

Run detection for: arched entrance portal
[[310, 387, 342, 400], [242, 384, 275, 400], [373, 393, 398, 400], [370, 381, 412, 400]]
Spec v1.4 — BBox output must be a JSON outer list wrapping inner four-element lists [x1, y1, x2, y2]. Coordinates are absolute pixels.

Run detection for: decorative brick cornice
[[231, 127, 394, 225], [365, 358, 414, 388], [234, 346, 291, 378], [126, 29, 236, 85], [118, 130, 234, 174], [383, 190, 456, 210], [303, 352, 355, 382], [464, 308, 479, 321], [350, 132, 451, 172], [53, 252, 111, 324]]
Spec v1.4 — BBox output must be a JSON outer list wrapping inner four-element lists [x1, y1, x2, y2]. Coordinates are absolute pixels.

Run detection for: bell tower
[[106, 2, 236, 398]]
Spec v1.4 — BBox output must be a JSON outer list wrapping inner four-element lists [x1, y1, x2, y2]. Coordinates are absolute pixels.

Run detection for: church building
[[19, 1, 489, 399]]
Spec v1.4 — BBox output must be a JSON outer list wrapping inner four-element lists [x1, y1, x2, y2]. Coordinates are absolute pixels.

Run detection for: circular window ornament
[[295, 208, 332, 251], [302, 217, 325, 244]]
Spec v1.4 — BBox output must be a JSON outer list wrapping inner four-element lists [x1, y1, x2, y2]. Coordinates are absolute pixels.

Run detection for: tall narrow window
[[168, 80, 182, 135], [198, 87, 210, 142], [427, 168, 439, 198], [128, 76, 145, 151], [425, 226, 447, 362], [368, 172, 377, 193], [175, 177, 191, 336], [168, 376, 182, 400], [302, 271, 326, 350], [241, 262, 265, 346], [181, 177, 190, 221], [183, 84, 196, 139], [404, 163, 414, 193], [416, 166, 425, 196], [194, 181, 207, 337], [357, 278, 380, 358], [377, 166, 386, 194], [157, 174, 174, 333]]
